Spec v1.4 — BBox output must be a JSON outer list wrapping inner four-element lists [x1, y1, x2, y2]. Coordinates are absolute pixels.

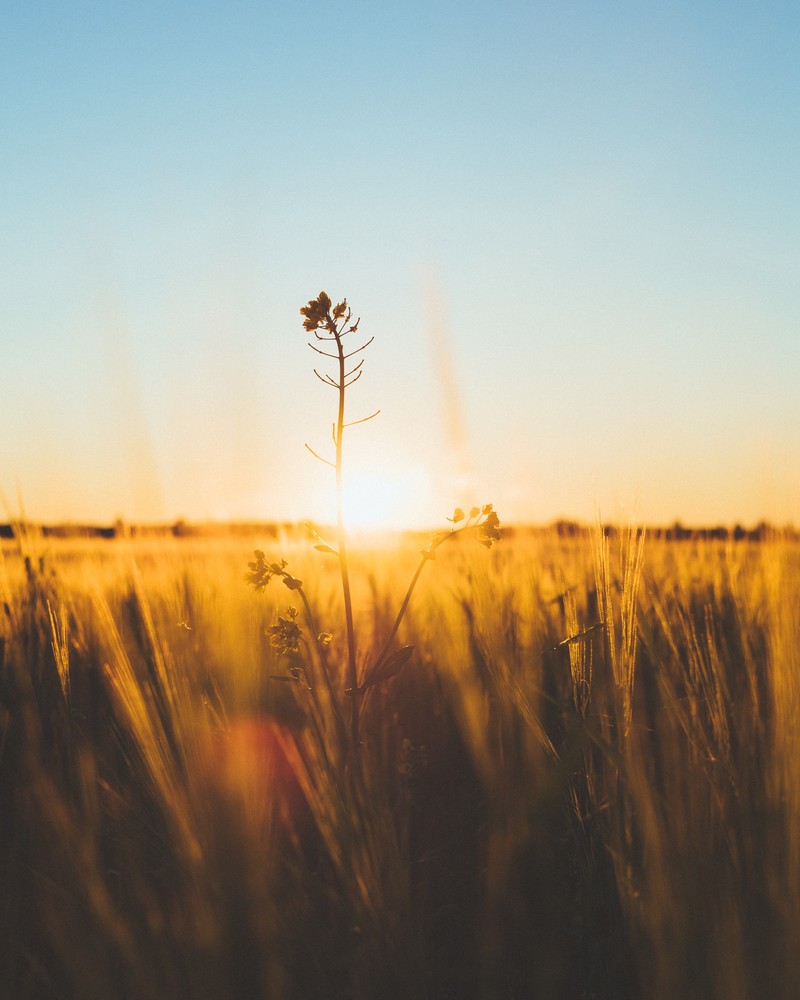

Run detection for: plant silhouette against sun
[[247, 292, 501, 750]]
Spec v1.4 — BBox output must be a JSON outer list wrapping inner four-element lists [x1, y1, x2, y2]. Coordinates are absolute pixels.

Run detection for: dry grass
[[1, 526, 799, 998]]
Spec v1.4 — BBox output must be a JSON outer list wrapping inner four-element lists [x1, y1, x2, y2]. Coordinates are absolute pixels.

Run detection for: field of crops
[[2, 525, 799, 999]]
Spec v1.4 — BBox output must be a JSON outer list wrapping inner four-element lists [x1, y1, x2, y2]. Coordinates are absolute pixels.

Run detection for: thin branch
[[305, 443, 335, 468], [544, 622, 606, 654], [308, 342, 339, 358], [343, 370, 363, 388], [344, 359, 365, 379], [314, 369, 340, 388], [344, 409, 381, 428], [343, 336, 374, 359], [338, 317, 360, 339]]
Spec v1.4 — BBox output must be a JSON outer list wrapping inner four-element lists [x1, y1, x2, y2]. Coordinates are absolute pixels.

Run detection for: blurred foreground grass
[[1, 527, 799, 999]]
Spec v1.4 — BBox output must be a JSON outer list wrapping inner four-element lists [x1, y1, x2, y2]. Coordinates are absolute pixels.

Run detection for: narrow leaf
[[314, 543, 338, 556], [361, 645, 415, 690]]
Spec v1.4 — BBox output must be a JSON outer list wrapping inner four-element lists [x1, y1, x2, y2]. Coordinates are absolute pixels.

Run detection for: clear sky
[[2, 0, 799, 529]]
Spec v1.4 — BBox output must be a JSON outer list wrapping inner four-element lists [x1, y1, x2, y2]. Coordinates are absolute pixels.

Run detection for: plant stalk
[[369, 555, 429, 679], [333, 322, 360, 746], [366, 518, 483, 682]]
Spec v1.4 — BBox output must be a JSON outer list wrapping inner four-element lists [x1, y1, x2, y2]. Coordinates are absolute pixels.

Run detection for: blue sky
[[2, 0, 799, 527]]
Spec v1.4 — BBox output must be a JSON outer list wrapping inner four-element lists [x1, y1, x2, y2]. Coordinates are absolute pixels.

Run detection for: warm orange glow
[[341, 465, 431, 534], [195, 717, 309, 833]]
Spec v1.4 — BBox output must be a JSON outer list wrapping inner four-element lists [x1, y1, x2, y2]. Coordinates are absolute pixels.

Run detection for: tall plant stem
[[333, 325, 360, 746], [370, 555, 429, 676], [364, 521, 483, 687]]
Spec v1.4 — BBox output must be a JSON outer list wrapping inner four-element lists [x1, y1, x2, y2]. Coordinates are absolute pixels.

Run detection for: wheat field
[[1, 524, 799, 999]]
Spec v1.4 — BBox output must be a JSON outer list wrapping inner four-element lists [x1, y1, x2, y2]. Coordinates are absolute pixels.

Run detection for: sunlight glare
[[341, 465, 430, 535]]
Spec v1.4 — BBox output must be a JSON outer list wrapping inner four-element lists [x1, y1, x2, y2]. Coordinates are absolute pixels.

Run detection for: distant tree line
[[0, 519, 795, 542], [550, 519, 788, 542], [0, 520, 293, 541]]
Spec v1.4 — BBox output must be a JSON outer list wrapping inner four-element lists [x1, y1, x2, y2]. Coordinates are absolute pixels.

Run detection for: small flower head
[[477, 509, 502, 547], [245, 552, 302, 592], [300, 291, 332, 332], [245, 551, 288, 592], [266, 606, 304, 656], [301, 291, 350, 334]]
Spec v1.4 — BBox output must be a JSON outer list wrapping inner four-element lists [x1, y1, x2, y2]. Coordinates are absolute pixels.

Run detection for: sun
[[340, 465, 430, 535]]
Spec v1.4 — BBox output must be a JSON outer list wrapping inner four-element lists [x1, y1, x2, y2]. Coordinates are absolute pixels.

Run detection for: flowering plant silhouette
[[247, 292, 500, 750]]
